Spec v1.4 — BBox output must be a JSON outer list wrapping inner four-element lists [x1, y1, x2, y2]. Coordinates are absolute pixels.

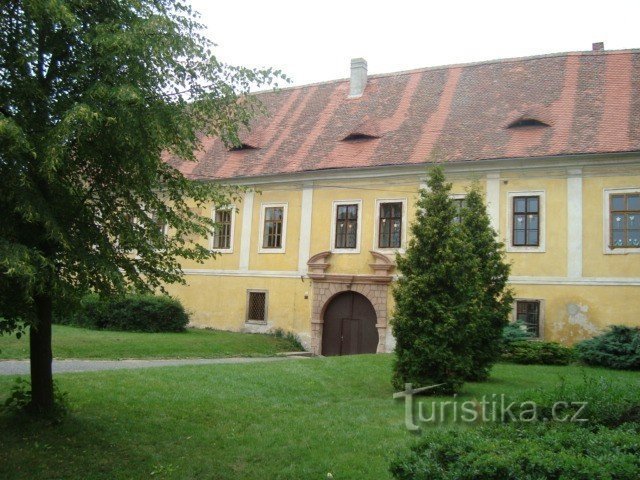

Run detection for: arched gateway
[[307, 251, 395, 355], [321, 291, 379, 356]]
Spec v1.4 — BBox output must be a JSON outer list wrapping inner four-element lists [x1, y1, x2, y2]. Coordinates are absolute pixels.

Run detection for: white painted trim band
[[183, 269, 302, 278], [509, 276, 640, 286]]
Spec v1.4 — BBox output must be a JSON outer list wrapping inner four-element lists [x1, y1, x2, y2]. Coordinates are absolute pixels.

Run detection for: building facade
[[166, 47, 640, 355]]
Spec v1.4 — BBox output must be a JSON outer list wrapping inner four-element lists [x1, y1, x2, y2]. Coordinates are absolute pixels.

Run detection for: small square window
[[246, 291, 267, 323]]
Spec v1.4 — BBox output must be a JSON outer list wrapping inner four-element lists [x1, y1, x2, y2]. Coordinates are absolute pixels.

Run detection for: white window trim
[[258, 202, 288, 254], [506, 190, 546, 253], [331, 199, 363, 254], [210, 205, 235, 254], [603, 187, 640, 255], [373, 198, 407, 254], [246, 289, 268, 324], [512, 298, 545, 340], [450, 193, 467, 222]]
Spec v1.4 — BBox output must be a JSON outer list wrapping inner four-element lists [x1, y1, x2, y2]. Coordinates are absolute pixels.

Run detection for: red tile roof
[[168, 49, 640, 180]]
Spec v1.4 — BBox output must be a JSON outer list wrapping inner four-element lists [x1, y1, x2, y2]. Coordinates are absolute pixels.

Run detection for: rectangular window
[[335, 204, 359, 249], [378, 202, 403, 248], [512, 196, 540, 246], [262, 206, 284, 249], [516, 300, 540, 337], [246, 291, 267, 323], [150, 211, 168, 237], [610, 193, 640, 248], [212, 209, 232, 250], [452, 197, 467, 224]]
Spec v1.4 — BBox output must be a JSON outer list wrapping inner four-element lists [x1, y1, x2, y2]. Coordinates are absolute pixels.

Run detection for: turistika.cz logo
[[393, 383, 588, 432]]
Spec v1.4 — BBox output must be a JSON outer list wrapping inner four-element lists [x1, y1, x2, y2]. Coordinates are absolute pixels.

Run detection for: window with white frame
[[331, 200, 362, 252], [259, 203, 287, 253], [374, 199, 406, 251], [604, 188, 640, 254], [211, 206, 235, 252], [150, 211, 168, 237], [451, 194, 467, 224], [506, 191, 545, 252]]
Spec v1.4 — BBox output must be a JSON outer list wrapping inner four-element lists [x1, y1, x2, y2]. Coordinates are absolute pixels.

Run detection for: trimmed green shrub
[[502, 340, 574, 365], [575, 325, 640, 370], [502, 321, 534, 344], [58, 294, 189, 332], [390, 375, 640, 480], [390, 423, 640, 480], [507, 375, 640, 428]]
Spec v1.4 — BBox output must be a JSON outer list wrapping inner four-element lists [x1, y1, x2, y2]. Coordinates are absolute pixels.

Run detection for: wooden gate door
[[321, 291, 378, 356]]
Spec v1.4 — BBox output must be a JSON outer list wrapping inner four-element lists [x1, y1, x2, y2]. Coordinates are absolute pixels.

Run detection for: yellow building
[[167, 47, 640, 355]]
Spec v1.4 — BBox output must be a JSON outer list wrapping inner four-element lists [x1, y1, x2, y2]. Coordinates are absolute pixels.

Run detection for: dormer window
[[341, 133, 380, 142], [507, 118, 550, 129], [229, 143, 258, 151]]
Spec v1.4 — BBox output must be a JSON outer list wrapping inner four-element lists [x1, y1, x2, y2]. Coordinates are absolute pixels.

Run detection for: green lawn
[[0, 325, 301, 360], [0, 355, 638, 480]]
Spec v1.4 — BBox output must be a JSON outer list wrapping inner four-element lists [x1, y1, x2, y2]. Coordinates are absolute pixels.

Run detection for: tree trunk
[[30, 293, 54, 412]]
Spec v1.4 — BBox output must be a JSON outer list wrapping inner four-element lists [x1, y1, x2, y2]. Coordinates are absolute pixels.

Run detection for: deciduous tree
[[0, 0, 283, 413]]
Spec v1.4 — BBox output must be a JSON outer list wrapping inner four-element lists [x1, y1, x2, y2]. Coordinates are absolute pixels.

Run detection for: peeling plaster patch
[[242, 322, 272, 334], [296, 332, 312, 352], [567, 303, 599, 335], [385, 328, 396, 352]]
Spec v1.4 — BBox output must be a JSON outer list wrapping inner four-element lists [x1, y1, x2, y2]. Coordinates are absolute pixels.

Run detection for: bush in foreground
[[58, 294, 189, 333], [390, 423, 640, 480], [391, 376, 640, 480], [575, 325, 640, 370], [501, 340, 574, 365]]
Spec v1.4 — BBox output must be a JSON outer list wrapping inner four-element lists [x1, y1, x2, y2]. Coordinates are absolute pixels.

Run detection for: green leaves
[[0, 0, 284, 330], [392, 167, 512, 392]]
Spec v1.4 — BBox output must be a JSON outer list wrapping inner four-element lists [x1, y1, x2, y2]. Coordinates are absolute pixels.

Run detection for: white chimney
[[348, 58, 367, 98]]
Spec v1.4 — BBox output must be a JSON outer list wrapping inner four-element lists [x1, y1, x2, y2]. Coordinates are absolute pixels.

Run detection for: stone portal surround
[[307, 251, 394, 355]]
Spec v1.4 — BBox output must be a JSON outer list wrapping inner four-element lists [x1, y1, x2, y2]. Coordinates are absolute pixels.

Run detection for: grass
[[0, 355, 638, 480], [0, 325, 302, 360]]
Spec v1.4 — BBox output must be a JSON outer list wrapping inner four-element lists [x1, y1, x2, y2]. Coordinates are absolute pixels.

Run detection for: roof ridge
[[252, 48, 640, 95]]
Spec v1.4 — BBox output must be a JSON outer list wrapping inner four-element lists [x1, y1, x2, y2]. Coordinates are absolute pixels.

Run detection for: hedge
[[391, 377, 640, 480], [575, 325, 640, 370], [57, 294, 189, 333], [501, 340, 574, 365]]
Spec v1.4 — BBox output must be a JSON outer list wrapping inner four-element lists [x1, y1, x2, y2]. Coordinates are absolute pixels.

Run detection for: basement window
[[515, 300, 542, 337], [507, 118, 550, 129], [246, 290, 267, 323]]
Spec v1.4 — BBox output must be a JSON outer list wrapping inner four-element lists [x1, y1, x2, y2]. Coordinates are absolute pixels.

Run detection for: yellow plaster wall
[[511, 284, 640, 344], [165, 274, 311, 336]]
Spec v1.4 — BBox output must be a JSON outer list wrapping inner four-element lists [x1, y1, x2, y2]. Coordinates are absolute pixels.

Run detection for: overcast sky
[[190, 0, 640, 87]]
